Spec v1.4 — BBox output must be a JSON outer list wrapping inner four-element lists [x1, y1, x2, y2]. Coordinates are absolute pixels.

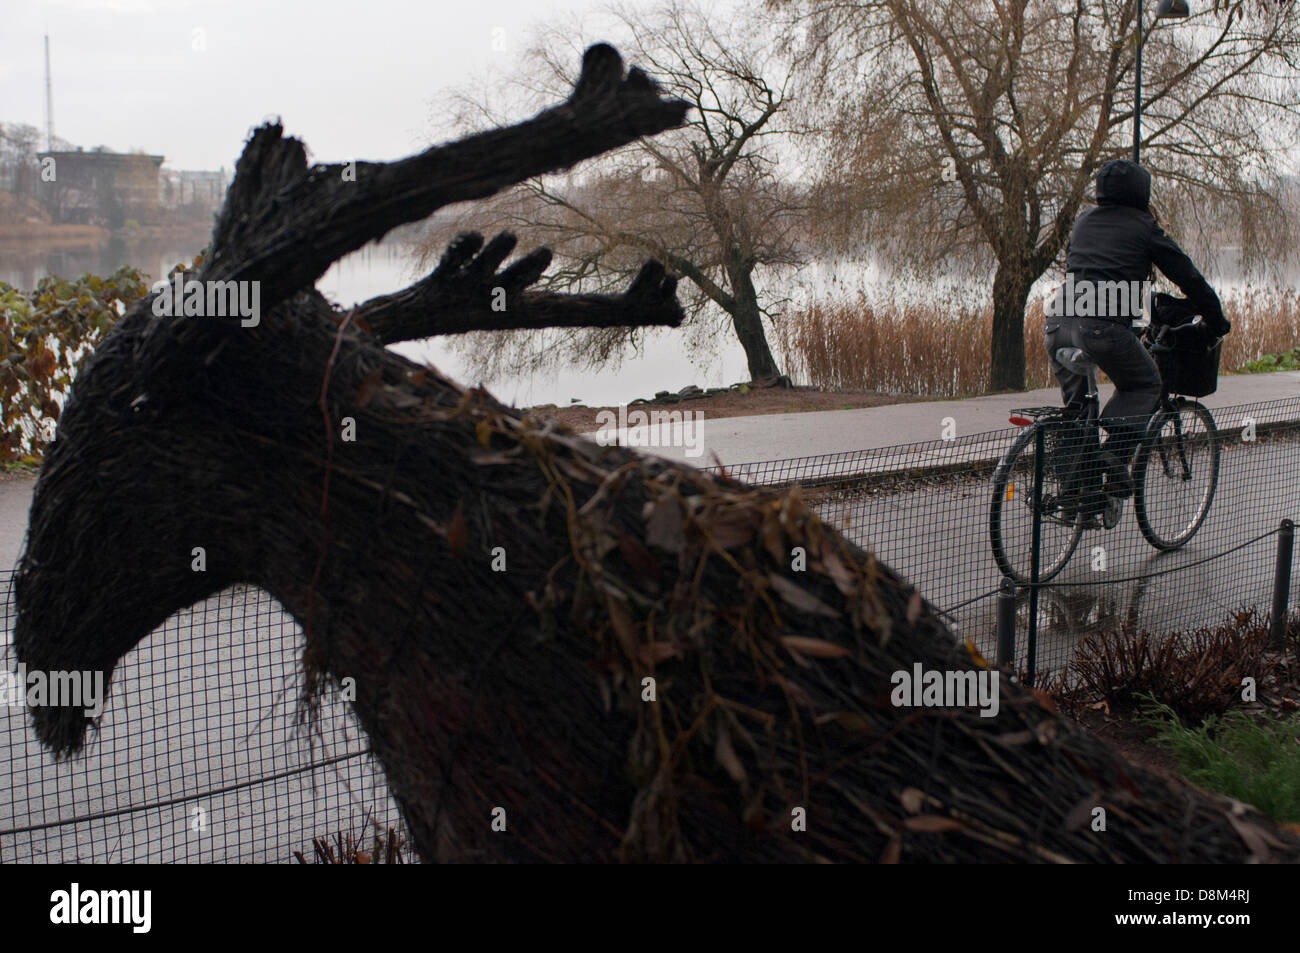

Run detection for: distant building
[[159, 168, 228, 212], [35, 147, 164, 227]]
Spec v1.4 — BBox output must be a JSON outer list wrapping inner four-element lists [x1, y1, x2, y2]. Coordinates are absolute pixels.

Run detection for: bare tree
[[427, 1, 804, 383], [781, 0, 1300, 391]]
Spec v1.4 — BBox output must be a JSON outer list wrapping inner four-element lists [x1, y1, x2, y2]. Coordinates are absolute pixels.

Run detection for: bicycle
[[989, 316, 1222, 585]]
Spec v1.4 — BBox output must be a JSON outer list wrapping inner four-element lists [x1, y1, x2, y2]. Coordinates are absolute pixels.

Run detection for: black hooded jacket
[[1064, 159, 1230, 334]]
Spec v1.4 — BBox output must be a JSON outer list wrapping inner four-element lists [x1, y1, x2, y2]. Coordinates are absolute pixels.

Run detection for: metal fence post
[[996, 576, 1017, 668], [1270, 518, 1294, 649], [1026, 426, 1045, 687]]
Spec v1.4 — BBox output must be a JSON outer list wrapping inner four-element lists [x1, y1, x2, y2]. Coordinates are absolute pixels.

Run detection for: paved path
[[1, 370, 1296, 572], [588, 369, 1300, 466], [0, 475, 34, 574]]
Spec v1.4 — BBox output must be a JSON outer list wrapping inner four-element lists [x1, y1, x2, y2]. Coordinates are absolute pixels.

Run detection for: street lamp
[[1134, 0, 1190, 164]]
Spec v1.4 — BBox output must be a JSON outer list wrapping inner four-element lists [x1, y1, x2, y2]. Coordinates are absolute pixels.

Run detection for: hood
[[1095, 159, 1151, 212]]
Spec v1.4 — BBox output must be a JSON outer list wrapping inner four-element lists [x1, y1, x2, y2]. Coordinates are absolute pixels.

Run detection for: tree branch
[[203, 44, 691, 313], [355, 232, 684, 343]]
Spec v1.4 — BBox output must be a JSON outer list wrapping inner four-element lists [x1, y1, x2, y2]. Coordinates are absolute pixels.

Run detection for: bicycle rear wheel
[[989, 423, 1086, 585], [1134, 400, 1219, 550]]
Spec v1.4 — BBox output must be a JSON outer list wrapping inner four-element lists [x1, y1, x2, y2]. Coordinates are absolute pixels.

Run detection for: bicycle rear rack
[[1008, 406, 1071, 426]]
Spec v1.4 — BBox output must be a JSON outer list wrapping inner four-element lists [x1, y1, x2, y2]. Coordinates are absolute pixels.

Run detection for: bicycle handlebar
[[1150, 315, 1216, 352]]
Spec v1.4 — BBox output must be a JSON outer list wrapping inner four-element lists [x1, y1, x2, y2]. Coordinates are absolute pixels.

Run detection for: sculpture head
[[11, 44, 691, 761], [12, 294, 325, 753]]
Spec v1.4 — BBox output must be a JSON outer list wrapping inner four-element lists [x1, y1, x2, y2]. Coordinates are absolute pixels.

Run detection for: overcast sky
[[2, 0, 660, 171]]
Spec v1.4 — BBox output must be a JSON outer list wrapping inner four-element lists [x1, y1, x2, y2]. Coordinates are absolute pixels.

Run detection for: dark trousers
[[1044, 317, 1162, 463]]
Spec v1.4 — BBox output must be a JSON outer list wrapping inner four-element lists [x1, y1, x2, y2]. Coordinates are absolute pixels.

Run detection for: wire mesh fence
[[0, 580, 407, 863], [712, 394, 1300, 680], [1, 394, 1296, 863]]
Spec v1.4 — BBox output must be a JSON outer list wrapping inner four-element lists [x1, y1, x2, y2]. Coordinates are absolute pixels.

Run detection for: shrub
[[1238, 347, 1300, 373], [1067, 608, 1276, 724], [0, 267, 149, 464]]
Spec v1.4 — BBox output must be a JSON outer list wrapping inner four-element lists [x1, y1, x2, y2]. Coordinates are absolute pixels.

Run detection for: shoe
[[1102, 495, 1124, 529], [1101, 451, 1133, 499], [1055, 489, 1107, 523]]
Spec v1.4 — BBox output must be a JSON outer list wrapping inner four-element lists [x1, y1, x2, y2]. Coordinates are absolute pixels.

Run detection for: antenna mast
[[44, 34, 55, 151]]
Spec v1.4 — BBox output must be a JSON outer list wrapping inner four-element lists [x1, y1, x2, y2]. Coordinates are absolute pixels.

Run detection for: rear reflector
[[1009, 415, 1033, 426]]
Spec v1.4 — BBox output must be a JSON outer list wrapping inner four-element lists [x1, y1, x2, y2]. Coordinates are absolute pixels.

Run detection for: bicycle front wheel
[[989, 424, 1085, 585], [1134, 400, 1220, 550]]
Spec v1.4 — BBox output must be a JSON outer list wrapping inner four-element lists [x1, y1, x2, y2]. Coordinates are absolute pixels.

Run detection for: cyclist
[[1044, 158, 1231, 516]]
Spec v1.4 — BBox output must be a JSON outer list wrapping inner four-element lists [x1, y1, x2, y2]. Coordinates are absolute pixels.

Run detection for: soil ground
[[535, 386, 928, 434]]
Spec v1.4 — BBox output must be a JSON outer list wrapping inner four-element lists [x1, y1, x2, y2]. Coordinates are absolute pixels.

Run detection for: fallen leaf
[[819, 549, 857, 595], [635, 642, 678, 667], [714, 722, 747, 784], [709, 511, 755, 548], [780, 635, 851, 659], [906, 591, 924, 625], [606, 592, 637, 658], [355, 369, 383, 407], [380, 388, 423, 409], [1063, 797, 1097, 832], [619, 532, 663, 584], [768, 574, 841, 618], [1031, 687, 1058, 713], [995, 730, 1036, 746], [813, 710, 871, 733], [644, 496, 685, 554], [447, 502, 467, 557], [899, 787, 926, 814], [903, 815, 963, 833], [965, 639, 990, 669], [1226, 812, 1284, 861]]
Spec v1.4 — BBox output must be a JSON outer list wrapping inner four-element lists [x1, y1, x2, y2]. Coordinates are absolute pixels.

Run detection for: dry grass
[[1219, 287, 1300, 374], [778, 287, 1300, 397], [293, 825, 412, 864]]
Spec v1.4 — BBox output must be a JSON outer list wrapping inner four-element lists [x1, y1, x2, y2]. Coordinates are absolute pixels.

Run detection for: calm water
[[0, 234, 753, 409], [3, 234, 1295, 409]]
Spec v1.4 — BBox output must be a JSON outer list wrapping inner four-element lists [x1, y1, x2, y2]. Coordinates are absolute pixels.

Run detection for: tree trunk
[[13, 44, 1300, 865], [726, 257, 781, 381], [990, 260, 1033, 392]]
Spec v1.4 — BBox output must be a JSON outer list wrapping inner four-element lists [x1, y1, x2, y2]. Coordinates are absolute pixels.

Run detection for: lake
[[2, 233, 1295, 409], [0, 233, 756, 409]]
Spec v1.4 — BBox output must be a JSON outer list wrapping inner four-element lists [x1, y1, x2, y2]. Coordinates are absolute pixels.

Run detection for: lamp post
[[1134, 0, 1190, 164]]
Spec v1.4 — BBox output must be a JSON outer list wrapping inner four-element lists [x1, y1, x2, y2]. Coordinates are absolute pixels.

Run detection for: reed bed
[[778, 287, 1300, 397]]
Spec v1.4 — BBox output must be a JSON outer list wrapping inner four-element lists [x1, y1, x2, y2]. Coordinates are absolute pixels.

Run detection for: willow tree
[[781, 0, 1300, 391]]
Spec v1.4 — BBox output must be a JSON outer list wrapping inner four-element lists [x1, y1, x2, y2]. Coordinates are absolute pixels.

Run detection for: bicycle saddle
[[1055, 347, 1096, 375]]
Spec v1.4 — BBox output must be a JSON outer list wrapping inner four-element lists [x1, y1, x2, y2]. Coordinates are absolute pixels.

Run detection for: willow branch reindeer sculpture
[[15, 45, 1299, 863]]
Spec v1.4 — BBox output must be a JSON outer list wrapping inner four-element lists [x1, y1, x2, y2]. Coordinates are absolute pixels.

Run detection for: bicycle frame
[[1147, 393, 1195, 482]]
